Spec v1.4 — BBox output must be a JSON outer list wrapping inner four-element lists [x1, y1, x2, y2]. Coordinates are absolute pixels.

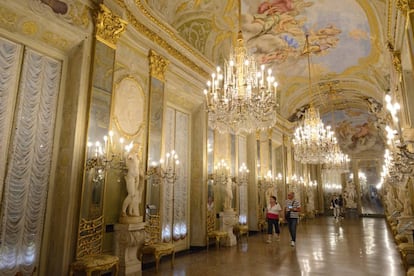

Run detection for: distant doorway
[[358, 160, 384, 217]]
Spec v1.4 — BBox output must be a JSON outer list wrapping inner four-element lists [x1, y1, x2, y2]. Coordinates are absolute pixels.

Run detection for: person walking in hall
[[338, 194, 344, 218], [331, 194, 340, 220], [285, 192, 301, 247], [266, 196, 282, 243]]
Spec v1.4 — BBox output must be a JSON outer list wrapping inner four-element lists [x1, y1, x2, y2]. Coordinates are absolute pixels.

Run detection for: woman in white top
[[266, 196, 282, 243]]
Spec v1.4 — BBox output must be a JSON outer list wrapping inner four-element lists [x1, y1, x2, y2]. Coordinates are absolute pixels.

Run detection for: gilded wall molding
[[149, 50, 169, 82], [392, 51, 403, 74], [114, 0, 209, 78], [95, 4, 127, 49]]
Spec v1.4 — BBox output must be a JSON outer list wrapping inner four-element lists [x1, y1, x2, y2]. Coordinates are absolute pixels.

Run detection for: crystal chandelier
[[323, 86, 350, 171], [292, 35, 337, 164], [324, 143, 350, 171], [203, 1, 278, 134]]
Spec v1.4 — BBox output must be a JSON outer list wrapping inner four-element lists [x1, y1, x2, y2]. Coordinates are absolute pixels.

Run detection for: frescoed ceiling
[[145, 0, 391, 158]]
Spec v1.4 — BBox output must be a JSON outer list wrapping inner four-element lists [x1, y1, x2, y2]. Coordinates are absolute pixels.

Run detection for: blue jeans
[[287, 218, 298, 242], [267, 219, 280, 235]]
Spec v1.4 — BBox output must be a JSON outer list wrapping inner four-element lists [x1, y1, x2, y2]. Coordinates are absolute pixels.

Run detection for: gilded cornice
[[149, 50, 169, 81], [95, 4, 127, 49], [114, 0, 210, 79]]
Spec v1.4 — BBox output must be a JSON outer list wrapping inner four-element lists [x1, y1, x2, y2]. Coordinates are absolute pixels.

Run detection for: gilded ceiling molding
[[386, 0, 395, 51], [114, 0, 209, 78], [149, 50, 169, 82], [95, 4, 127, 49]]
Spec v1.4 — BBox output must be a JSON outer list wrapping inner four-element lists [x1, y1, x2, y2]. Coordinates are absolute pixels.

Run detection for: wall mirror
[[358, 160, 383, 216], [81, 41, 115, 220], [146, 77, 164, 210], [207, 128, 216, 213]]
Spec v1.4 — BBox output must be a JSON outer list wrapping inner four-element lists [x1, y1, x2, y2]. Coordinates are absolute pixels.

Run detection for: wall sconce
[[237, 163, 249, 184], [213, 159, 230, 185], [147, 150, 180, 186], [85, 130, 132, 171]]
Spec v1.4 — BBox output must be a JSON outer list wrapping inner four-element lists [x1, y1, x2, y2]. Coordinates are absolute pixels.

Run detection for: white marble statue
[[224, 177, 233, 210], [121, 150, 143, 218], [307, 190, 315, 213], [345, 180, 357, 208], [265, 186, 275, 206]]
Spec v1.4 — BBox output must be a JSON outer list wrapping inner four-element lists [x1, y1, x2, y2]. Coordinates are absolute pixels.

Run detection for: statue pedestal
[[114, 221, 146, 276], [397, 216, 414, 243], [219, 209, 237, 247]]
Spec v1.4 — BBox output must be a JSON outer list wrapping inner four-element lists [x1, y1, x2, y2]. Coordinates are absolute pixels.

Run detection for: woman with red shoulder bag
[[266, 195, 282, 243]]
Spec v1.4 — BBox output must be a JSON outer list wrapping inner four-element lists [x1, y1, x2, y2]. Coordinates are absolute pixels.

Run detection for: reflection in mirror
[[82, 87, 112, 220], [81, 38, 116, 221], [357, 160, 384, 216], [238, 136, 248, 224], [321, 169, 343, 212], [207, 128, 215, 212], [146, 77, 164, 209]]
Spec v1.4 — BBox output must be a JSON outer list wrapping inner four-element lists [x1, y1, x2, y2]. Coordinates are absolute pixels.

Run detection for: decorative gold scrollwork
[[95, 4, 127, 49], [396, 0, 409, 14], [392, 51, 402, 74], [149, 50, 169, 82]]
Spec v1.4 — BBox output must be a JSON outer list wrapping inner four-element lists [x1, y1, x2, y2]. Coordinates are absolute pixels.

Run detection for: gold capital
[[95, 4, 127, 49], [396, 0, 409, 14], [149, 50, 169, 81], [255, 130, 261, 140], [267, 129, 273, 139]]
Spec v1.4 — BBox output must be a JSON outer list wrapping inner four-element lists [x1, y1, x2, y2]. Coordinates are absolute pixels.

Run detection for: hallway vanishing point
[[142, 216, 405, 276]]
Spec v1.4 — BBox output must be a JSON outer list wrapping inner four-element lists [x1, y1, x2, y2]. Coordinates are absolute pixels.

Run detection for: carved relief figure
[[122, 149, 143, 217]]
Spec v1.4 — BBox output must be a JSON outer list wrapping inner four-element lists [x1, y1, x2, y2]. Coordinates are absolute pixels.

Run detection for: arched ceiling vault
[[145, 0, 392, 157]]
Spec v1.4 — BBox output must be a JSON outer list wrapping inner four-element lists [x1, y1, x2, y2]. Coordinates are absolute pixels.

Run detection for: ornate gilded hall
[[0, 0, 414, 275]]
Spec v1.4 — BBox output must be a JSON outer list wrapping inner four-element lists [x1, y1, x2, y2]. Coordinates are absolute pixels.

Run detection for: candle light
[[108, 130, 114, 149], [95, 141, 100, 157], [103, 135, 108, 155], [87, 141, 92, 157], [119, 137, 124, 160]]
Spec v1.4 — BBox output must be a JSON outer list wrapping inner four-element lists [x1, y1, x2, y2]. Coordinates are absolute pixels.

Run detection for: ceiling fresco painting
[[322, 109, 385, 157], [144, 0, 390, 157]]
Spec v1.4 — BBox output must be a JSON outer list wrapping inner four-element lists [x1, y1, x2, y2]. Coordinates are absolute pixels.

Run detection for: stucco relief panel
[[113, 77, 145, 138]]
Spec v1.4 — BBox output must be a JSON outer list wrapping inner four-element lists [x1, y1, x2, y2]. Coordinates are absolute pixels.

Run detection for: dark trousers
[[267, 219, 280, 235], [287, 218, 298, 242]]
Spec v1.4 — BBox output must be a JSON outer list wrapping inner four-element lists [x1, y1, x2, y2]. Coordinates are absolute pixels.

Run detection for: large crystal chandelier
[[324, 86, 350, 170], [324, 143, 350, 171], [292, 35, 337, 164], [203, 1, 278, 134]]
